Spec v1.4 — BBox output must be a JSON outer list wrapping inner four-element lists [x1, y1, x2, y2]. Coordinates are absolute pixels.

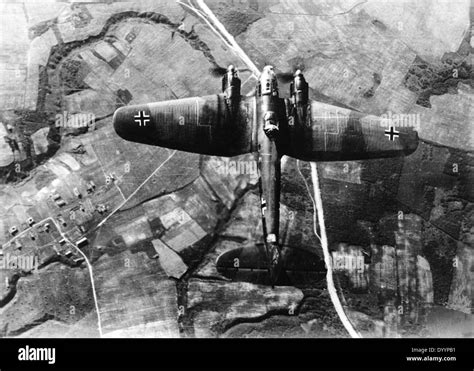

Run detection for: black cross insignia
[[134, 111, 150, 127], [384, 126, 399, 141]]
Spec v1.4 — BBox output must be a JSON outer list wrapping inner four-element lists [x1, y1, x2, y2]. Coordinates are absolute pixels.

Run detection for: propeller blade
[[209, 65, 228, 77], [209, 65, 251, 78], [276, 72, 294, 83], [275, 63, 306, 83]]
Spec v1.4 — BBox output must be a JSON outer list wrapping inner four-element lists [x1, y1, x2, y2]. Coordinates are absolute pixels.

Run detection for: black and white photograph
[[0, 0, 472, 369]]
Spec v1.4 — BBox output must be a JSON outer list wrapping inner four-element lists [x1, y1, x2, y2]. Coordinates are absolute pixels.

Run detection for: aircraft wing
[[114, 95, 419, 161], [113, 95, 256, 156], [282, 100, 419, 162]]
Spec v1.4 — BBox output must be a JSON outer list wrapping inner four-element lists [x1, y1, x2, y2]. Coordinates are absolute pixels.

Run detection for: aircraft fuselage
[[256, 66, 283, 284]]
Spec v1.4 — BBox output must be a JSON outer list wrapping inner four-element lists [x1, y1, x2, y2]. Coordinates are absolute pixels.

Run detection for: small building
[[57, 216, 67, 227], [27, 217, 35, 226], [76, 237, 88, 248], [9, 226, 18, 236], [96, 204, 107, 214], [105, 174, 115, 184], [56, 198, 67, 207], [73, 187, 82, 198], [65, 250, 73, 257], [86, 181, 96, 194], [73, 257, 85, 264]]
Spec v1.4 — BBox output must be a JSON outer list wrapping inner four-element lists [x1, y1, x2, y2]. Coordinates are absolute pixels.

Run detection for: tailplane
[[215, 243, 326, 287]]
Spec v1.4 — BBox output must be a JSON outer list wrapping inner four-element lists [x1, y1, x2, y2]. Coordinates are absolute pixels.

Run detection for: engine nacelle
[[222, 65, 241, 100], [258, 65, 279, 97], [290, 70, 308, 106]]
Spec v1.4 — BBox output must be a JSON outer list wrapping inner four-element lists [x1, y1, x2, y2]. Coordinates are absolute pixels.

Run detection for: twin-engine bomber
[[113, 65, 419, 287]]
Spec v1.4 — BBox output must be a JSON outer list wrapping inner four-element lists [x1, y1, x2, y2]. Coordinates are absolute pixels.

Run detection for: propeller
[[275, 63, 306, 83], [209, 64, 250, 77], [275, 71, 294, 83], [210, 63, 306, 83], [209, 65, 228, 77]]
